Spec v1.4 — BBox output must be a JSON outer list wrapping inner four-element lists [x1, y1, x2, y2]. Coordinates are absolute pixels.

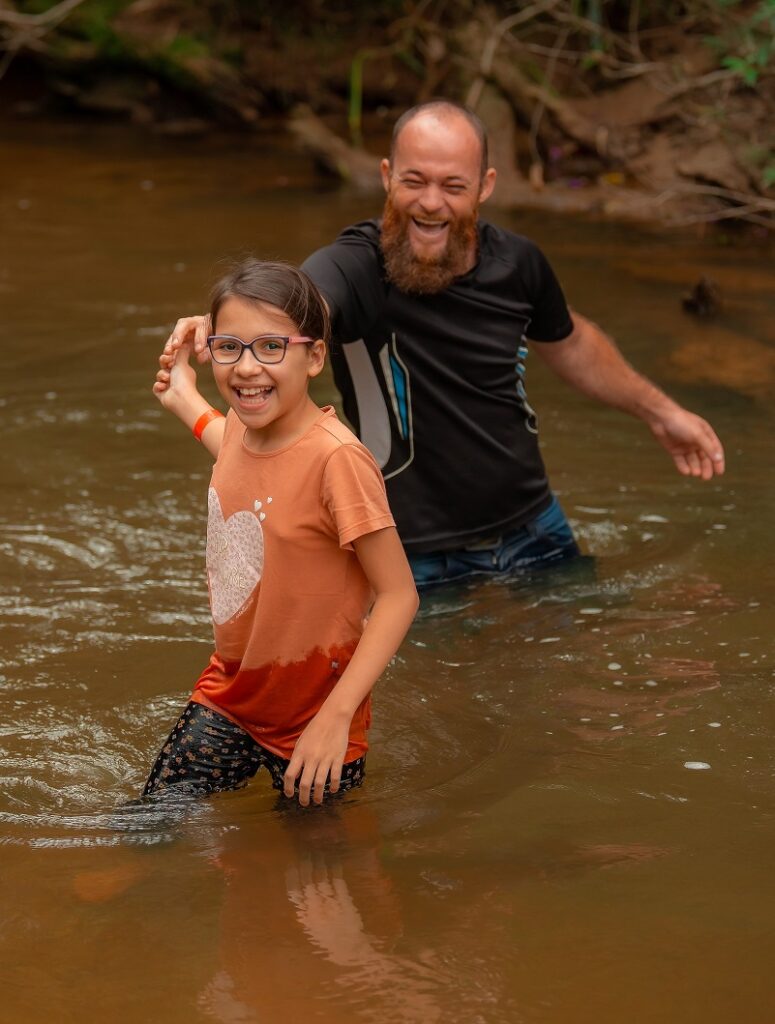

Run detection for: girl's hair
[[209, 258, 330, 344]]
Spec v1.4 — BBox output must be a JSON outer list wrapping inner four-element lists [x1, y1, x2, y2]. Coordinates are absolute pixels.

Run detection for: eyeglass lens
[[208, 336, 288, 364]]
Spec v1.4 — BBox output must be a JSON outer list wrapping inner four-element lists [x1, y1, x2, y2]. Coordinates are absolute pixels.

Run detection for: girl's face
[[210, 296, 325, 448]]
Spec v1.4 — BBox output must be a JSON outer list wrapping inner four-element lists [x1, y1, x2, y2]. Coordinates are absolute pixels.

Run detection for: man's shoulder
[[334, 219, 381, 247], [476, 221, 558, 294], [302, 220, 387, 331], [302, 219, 382, 280], [479, 220, 544, 263]]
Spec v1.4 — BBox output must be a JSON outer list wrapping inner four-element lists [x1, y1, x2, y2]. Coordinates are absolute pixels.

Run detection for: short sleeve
[[320, 443, 395, 549], [301, 222, 387, 342], [522, 243, 574, 342]]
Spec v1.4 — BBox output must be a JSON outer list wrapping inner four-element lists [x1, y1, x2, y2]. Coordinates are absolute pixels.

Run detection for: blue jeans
[[408, 495, 579, 589]]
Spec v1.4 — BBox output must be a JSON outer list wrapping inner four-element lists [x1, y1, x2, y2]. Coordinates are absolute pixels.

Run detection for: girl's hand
[[283, 709, 351, 806], [152, 342, 199, 411], [160, 315, 211, 370]]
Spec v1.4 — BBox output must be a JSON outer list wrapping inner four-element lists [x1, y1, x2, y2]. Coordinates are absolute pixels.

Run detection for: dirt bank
[[2, 0, 773, 229]]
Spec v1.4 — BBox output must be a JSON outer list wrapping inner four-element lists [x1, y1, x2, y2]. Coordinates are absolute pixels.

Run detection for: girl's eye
[[260, 339, 283, 351], [215, 339, 239, 353]]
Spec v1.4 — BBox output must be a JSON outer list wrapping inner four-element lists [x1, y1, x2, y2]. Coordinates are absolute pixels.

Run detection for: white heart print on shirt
[[206, 487, 265, 625]]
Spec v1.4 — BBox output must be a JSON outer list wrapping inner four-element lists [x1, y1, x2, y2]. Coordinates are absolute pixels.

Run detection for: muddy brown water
[[1, 120, 774, 1024]]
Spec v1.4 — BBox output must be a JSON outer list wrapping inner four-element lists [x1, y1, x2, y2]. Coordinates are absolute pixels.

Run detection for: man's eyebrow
[[398, 168, 472, 184]]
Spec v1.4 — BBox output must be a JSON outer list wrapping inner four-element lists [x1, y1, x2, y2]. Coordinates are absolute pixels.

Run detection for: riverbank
[[2, 0, 773, 230]]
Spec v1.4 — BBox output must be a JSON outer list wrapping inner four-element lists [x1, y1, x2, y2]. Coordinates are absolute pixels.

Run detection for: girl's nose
[[234, 350, 270, 375]]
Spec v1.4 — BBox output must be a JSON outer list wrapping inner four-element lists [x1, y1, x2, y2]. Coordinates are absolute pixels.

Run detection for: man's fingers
[[699, 452, 714, 481], [194, 315, 211, 356], [686, 451, 702, 477], [699, 425, 724, 463], [705, 433, 725, 476], [162, 316, 207, 363], [674, 453, 691, 476]]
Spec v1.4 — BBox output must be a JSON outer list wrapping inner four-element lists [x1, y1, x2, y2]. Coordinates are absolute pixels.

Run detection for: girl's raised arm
[[153, 341, 224, 459]]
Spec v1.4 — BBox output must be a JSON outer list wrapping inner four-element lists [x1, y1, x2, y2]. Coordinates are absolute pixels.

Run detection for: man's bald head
[[389, 100, 490, 182]]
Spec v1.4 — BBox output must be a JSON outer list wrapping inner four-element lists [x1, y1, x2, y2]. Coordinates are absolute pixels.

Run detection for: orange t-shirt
[[191, 406, 395, 761]]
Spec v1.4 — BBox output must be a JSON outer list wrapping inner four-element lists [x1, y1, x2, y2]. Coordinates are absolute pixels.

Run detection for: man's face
[[379, 113, 496, 294]]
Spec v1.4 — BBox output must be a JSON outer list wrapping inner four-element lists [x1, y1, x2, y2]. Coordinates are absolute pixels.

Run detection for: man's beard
[[379, 193, 478, 295]]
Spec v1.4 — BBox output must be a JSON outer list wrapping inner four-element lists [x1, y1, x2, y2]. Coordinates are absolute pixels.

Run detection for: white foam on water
[[684, 761, 711, 771]]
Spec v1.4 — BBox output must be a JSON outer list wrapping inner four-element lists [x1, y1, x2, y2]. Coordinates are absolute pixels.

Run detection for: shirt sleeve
[[522, 242, 574, 342], [320, 443, 396, 549], [301, 223, 387, 342]]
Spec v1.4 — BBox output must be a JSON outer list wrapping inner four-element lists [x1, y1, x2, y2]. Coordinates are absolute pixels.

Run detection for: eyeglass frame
[[206, 333, 315, 365]]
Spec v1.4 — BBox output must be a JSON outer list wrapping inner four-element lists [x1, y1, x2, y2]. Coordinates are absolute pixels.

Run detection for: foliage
[[704, 0, 775, 85], [64, 0, 132, 60]]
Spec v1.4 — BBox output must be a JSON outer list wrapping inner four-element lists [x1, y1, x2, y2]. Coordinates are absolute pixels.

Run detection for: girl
[[147, 259, 418, 806]]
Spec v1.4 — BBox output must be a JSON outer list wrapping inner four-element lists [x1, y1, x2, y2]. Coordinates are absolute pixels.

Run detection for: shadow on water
[[1, 121, 774, 1024]]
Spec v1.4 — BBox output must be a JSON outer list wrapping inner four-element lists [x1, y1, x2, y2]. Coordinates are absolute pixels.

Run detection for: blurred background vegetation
[[2, 0, 773, 226]]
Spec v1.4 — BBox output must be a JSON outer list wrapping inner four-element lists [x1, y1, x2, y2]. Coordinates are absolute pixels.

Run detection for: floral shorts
[[142, 701, 366, 799]]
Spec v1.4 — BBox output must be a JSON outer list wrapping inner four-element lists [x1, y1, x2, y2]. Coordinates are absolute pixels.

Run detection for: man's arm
[[529, 311, 725, 480]]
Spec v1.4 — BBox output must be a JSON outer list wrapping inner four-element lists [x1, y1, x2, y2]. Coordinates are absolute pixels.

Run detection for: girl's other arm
[[153, 341, 224, 458], [284, 527, 418, 807]]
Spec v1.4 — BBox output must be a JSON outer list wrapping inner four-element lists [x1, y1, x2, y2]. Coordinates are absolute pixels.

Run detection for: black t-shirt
[[301, 219, 573, 554]]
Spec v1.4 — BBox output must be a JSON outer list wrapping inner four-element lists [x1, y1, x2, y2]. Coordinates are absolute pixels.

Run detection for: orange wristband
[[192, 407, 225, 442]]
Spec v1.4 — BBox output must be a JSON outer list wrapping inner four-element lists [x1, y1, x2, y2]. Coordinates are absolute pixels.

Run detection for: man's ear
[[307, 340, 327, 378], [380, 158, 392, 193], [479, 167, 497, 204]]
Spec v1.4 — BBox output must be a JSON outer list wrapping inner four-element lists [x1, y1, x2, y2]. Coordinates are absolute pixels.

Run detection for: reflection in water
[[1, 121, 774, 1023], [198, 805, 445, 1024]]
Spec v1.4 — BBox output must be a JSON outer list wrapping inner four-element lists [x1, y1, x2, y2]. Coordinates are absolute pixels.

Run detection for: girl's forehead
[[217, 295, 297, 335]]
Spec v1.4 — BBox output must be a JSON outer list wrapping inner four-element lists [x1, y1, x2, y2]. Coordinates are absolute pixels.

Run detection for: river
[[1, 118, 774, 1024]]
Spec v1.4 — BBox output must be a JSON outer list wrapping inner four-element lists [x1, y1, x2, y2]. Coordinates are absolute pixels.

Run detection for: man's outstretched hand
[[646, 408, 725, 480]]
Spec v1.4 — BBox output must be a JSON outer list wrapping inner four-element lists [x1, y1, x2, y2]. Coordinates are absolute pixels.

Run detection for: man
[[161, 100, 724, 587]]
